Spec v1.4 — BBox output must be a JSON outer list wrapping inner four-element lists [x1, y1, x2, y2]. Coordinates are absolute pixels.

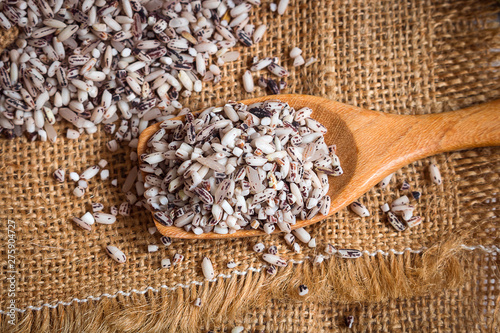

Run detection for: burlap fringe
[[1, 237, 474, 333]]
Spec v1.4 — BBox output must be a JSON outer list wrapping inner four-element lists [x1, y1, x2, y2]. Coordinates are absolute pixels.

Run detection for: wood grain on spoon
[[138, 94, 500, 239]]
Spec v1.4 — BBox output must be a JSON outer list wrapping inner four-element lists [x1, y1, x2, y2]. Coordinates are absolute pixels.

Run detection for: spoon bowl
[[138, 94, 500, 239]]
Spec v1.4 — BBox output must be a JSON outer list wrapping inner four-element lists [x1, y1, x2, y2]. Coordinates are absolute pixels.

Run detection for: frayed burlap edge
[[0, 237, 473, 333], [1, 2, 499, 332]]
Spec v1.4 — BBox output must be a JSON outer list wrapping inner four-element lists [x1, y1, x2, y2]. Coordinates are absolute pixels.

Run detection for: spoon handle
[[419, 99, 500, 154], [339, 99, 500, 205]]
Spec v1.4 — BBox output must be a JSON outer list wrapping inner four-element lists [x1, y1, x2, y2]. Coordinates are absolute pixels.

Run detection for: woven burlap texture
[[1, 0, 499, 332], [0, 27, 17, 53]]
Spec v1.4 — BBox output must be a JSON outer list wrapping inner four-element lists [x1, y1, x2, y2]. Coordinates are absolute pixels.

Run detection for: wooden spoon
[[138, 94, 500, 239]]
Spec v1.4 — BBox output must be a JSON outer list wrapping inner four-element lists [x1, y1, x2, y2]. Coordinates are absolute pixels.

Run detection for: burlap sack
[[0, 0, 499, 332], [0, 26, 17, 52]]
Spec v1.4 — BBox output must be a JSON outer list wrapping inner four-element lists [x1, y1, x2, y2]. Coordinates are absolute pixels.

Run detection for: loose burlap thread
[[1, 0, 499, 332]]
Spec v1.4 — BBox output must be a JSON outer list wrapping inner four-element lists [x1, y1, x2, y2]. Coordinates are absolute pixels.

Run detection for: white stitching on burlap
[[1, 244, 498, 314]]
